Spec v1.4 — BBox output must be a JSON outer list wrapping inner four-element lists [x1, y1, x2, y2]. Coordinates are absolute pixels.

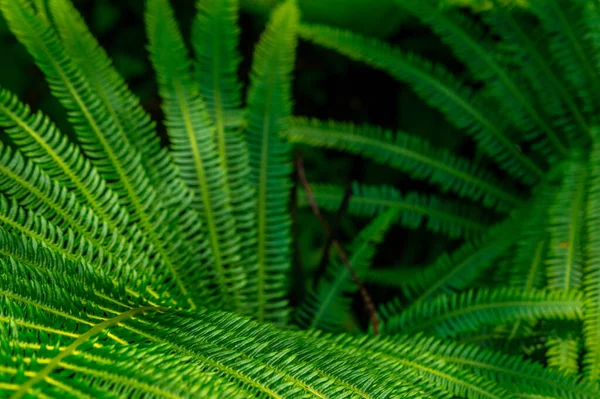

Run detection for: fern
[[0, 0, 598, 397], [297, 24, 545, 184], [297, 181, 493, 238], [244, 0, 299, 325], [146, 0, 245, 312], [286, 117, 523, 211], [380, 287, 583, 337], [401, 0, 568, 158]]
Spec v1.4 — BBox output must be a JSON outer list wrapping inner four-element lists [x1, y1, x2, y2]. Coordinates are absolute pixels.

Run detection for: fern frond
[[545, 157, 587, 373], [504, 185, 553, 343], [0, 198, 182, 307], [483, 1, 590, 141], [380, 288, 583, 337], [192, 0, 259, 316], [297, 182, 493, 238], [583, 142, 600, 381], [192, 0, 247, 163], [0, 226, 164, 309], [1, 0, 217, 310], [403, 333, 599, 399], [298, 23, 545, 184], [0, 86, 133, 242], [295, 208, 396, 332], [47, 0, 181, 201], [244, 0, 299, 325], [527, 0, 600, 112], [400, 0, 568, 157], [323, 332, 517, 399], [146, 0, 245, 312], [547, 158, 586, 291], [0, 143, 134, 266], [0, 246, 438, 399], [286, 117, 522, 211]]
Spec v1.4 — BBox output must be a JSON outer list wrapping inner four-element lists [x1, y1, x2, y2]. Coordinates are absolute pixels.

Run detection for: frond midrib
[[173, 79, 228, 300]]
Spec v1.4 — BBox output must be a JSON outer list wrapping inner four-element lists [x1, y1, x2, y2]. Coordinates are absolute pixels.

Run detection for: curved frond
[[286, 117, 522, 211], [400, 0, 567, 157], [527, 0, 600, 112], [244, 0, 299, 324], [297, 23, 545, 184], [322, 332, 517, 399], [0, 87, 136, 245], [483, 1, 590, 141], [401, 333, 599, 399], [545, 157, 587, 373], [380, 288, 583, 337], [0, 246, 444, 399], [47, 0, 181, 201], [297, 182, 494, 238]]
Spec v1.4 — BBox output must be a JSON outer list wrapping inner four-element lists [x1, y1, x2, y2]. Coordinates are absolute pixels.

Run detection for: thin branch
[[295, 150, 380, 335]]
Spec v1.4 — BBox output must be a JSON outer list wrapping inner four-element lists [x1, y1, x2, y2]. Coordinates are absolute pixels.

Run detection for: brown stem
[[314, 184, 352, 287], [295, 151, 380, 335]]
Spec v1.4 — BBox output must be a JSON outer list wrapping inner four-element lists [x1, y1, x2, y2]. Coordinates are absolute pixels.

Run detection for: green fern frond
[[295, 208, 397, 332], [380, 288, 583, 337], [400, 0, 567, 158], [583, 142, 600, 381], [527, 0, 600, 112], [0, 143, 134, 266], [47, 0, 182, 201], [297, 24, 545, 184], [191, 0, 259, 315], [146, 0, 245, 312], [1, 0, 216, 310], [286, 118, 522, 211], [482, 1, 590, 141], [0, 86, 131, 241], [244, 0, 299, 325], [0, 246, 438, 399], [546, 158, 586, 291], [403, 333, 599, 399], [0, 226, 162, 309], [323, 332, 517, 399], [297, 182, 493, 238], [504, 185, 553, 343], [545, 158, 587, 373]]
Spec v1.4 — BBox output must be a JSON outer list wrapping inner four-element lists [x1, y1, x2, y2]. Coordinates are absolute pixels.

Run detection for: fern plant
[[0, 0, 597, 397], [283, 0, 600, 390]]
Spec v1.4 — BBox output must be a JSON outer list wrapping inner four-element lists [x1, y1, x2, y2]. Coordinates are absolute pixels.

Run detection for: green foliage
[[0, 0, 599, 397]]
